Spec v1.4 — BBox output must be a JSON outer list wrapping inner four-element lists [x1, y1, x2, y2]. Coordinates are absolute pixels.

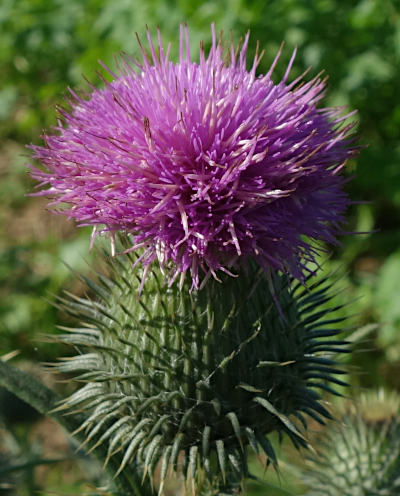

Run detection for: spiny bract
[[302, 390, 400, 496], [30, 25, 358, 289], [52, 249, 349, 493]]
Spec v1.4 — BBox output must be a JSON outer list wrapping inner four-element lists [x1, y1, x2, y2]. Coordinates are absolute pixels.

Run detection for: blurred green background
[[0, 0, 399, 494]]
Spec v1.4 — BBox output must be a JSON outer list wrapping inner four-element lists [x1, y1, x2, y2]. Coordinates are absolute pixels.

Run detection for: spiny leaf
[[216, 440, 226, 483], [54, 354, 101, 373], [105, 424, 132, 461], [245, 427, 259, 455], [188, 445, 198, 481], [89, 415, 132, 453], [228, 452, 242, 476], [178, 405, 196, 432], [303, 374, 348, 387], [170, 433, 184, 471], [299, 407, 326, 426], [257, 360, 296, 368], [226, 412, 243, 451], [210, 398, 222, 416], [306, 382, 342, 397], [253, 397, 306, 443], [255, 432, 277, 467], [202, 426, 211, 457], [147, 414, 170, 439], [115, 430, 147, 476], [158, 445, 172, 496], [237, 383, 263, 393], [107, 418, 152, 461], [305, 328, 343, 339], [78, 272, 111, 303], [143, 434, 163, 482], [74, 401, 115, 438]]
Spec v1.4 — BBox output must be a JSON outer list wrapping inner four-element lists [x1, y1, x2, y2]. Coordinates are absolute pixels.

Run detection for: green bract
[[52, 250, 349, 494]]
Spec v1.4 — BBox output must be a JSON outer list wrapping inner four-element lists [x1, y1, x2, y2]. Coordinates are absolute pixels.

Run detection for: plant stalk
[[0, 359, 152, 496]]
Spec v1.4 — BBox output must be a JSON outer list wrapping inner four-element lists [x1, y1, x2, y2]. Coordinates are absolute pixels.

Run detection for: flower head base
[[30, 26, 357, 288], [52, 248, 350, 493]]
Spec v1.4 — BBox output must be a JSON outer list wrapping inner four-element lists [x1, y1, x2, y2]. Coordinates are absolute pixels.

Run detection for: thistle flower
[[30, 26, 357, 288], [51, 247, 349, 493]]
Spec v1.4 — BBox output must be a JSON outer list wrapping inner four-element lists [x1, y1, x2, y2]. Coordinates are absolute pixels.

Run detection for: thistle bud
[[53, 250, 348, 493], [302, 390, 400, 495]]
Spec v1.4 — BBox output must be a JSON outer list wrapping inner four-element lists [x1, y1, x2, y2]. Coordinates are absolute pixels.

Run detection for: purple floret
[[29, 25, 358, 289]]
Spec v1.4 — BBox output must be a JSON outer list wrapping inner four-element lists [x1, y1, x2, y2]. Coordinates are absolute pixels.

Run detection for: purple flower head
[[30, 25, 358, 289]]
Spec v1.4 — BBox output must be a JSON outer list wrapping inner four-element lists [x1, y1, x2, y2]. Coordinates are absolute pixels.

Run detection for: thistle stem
[[0, 359, 152, 496]]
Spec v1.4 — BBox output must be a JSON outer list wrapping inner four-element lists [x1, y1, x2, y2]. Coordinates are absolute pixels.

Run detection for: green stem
[[0, 359, 151, 496]]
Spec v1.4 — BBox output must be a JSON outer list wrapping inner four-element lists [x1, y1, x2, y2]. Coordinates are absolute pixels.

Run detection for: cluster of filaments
[[30, 26, 357, 289]]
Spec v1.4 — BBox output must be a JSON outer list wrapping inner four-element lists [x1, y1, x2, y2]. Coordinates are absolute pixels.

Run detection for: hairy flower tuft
[[30, 26, 358, 288]]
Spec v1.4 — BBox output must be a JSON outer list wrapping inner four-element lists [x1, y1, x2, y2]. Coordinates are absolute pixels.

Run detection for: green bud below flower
[[51, 248, 349, 494]]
